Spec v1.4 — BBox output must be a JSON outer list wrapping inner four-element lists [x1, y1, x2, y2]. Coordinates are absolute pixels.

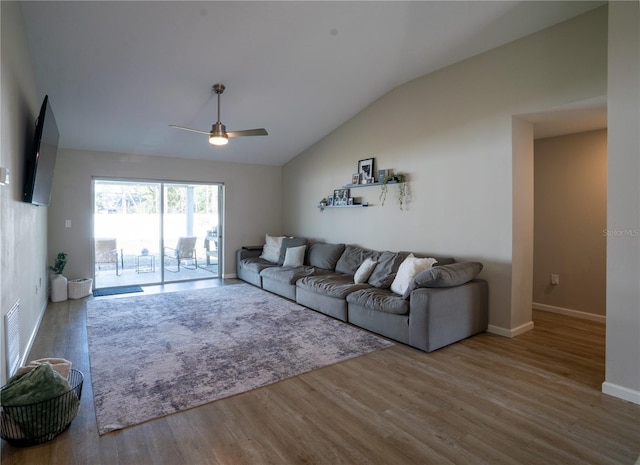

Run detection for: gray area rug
[[86, 284, 393, 434]]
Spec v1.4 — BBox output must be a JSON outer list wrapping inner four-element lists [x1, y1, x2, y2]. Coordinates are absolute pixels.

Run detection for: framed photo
[[358, 158, 374, 182], [352, 173, 361, 185], [333, 188, 350, 206], [327, 195, 334, 206], [348, 198, 354, 206]]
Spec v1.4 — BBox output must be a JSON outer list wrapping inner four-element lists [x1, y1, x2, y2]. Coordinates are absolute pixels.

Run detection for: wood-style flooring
[[2, 280, 639, 465]]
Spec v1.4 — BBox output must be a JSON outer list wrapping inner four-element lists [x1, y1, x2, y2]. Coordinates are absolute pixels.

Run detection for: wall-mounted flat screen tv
[[23, 95, 59, 206]]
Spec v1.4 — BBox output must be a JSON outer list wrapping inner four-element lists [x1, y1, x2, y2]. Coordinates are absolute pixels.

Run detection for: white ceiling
[[19, 1, 606, 166]]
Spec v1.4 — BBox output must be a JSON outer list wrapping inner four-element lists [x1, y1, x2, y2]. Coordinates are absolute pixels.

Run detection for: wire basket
[[68, 278, 93, 299], [0, 369, 83, 447]]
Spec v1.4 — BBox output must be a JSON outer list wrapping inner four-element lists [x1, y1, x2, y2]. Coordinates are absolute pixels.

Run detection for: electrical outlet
[[550, 274, 560, 285]]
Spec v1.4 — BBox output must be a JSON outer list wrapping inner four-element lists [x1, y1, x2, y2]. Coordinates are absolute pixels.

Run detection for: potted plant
[[379, 173, 407, 209], [319, 197, 328, 212], [50, 252, 68, 302]]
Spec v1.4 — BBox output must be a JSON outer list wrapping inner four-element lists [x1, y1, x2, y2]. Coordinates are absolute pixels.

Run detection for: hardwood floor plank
[[2, 283, 639, 465]]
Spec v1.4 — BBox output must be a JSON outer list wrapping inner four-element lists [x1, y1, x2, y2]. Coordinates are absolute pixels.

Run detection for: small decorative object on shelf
[[318, 197, 328, 212], [352, 173, 360, 185], [358, 158, 375, 183], [333, 188, 350, 206], [380, 172, 407, 210]]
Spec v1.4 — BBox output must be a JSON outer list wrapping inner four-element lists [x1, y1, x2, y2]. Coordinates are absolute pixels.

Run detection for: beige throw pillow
[[390, 254, 437, 295], [260, 234, 285, 263], [282, 245, 306, 267], [354, 258, 378, 284]]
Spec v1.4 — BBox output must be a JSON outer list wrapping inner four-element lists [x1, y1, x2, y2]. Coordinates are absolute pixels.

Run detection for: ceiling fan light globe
[[209, 135, 228, 146], [209, 122, 228, 145]]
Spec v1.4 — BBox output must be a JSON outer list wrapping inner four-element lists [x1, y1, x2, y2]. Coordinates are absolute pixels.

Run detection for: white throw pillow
[[390, 254, 438, 295], [282, 245, 306, 267], [354, 258, 378, 284], [260, 234, 285, 263]]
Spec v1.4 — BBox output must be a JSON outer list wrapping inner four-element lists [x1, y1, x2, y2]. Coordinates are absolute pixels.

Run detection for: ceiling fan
[[170, 83, 268, 146]]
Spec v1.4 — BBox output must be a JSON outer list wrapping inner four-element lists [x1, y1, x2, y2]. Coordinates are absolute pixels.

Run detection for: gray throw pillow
[[368, 251, 404, 289], [278, 237, 308, 265], [414, 262, 483, 288], [335, 245, 379, 275]]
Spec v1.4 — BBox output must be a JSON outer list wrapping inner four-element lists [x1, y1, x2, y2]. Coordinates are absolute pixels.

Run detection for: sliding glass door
[[163, 183, 222, 283], [93, 179, 222, 289]]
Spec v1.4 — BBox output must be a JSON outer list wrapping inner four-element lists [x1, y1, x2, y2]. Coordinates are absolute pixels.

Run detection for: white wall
[[533, 130, 607, 318], [48, 149, 283, 281], [282, 8, 607, 334], [0, 2, 49, 386], [604, 1, 640, 405]]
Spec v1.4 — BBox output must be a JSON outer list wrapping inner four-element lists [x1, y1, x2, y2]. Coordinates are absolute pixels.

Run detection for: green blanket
[[1, 363, 79, 438]]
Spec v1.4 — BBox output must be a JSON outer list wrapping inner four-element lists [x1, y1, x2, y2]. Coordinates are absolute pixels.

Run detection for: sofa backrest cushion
[[335, 245, 380, 275], [402, 251, 455, 266], [368, 251, 405, 289], [278, 237, 308, 265], [307, 242, 346, 270]]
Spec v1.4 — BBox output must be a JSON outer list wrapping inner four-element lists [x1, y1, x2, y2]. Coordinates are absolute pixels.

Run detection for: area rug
[[86, 284, 393, 434], [92, 286, 143, 297]]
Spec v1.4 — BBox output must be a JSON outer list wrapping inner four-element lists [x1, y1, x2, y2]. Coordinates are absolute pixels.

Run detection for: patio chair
[[164, 236, 198, 272], [95, 238, 123, 275]]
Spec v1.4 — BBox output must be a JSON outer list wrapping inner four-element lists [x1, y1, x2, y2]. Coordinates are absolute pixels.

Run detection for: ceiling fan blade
[[169, 125, 211, 135], [227, 128, 268, 138]]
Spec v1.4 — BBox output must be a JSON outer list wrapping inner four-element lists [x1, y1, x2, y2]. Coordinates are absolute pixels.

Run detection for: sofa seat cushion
[[297, 274, 370, 299], [260, 265, 317, 285], [347, 288, 409, 315], [239, 256, 279, 273]]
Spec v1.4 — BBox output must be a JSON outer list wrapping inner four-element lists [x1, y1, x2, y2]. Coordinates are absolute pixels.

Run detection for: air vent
[[5, 299, 21, 377]]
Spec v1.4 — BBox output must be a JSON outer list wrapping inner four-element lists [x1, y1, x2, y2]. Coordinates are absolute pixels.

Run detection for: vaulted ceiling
[[20, 1, 606, 166]]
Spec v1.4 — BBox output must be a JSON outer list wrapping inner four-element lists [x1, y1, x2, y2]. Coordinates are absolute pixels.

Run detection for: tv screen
[[23, 95, 59, 206]]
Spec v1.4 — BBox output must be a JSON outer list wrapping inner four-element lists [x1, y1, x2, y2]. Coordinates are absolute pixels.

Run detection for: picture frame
[[352, 173, 361, 185], [333, 188, 350, 206], [327, 195, 334, 206], [358, 158, 374, 182], [348, 198, 354, 206]]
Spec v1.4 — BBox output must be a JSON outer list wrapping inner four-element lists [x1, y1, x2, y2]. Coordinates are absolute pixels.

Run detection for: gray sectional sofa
[[236, 239, 489, 352]]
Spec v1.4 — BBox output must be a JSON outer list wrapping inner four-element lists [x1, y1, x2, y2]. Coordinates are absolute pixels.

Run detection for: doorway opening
[[92, 179, 223, 289]]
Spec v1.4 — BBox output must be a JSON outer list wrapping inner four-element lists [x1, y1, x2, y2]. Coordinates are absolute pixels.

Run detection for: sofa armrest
[[408, 279, 488, 352], [237, 247, 263, 261]]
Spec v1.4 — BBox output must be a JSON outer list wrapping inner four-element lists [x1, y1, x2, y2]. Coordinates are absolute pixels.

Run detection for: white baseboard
[[533, 302, 606, 323], [487, 321, 534, 338], [602, 381, 640, 405]]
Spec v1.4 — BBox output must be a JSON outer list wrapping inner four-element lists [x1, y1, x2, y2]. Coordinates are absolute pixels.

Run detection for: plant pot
[[51, 274, 68, 302]]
